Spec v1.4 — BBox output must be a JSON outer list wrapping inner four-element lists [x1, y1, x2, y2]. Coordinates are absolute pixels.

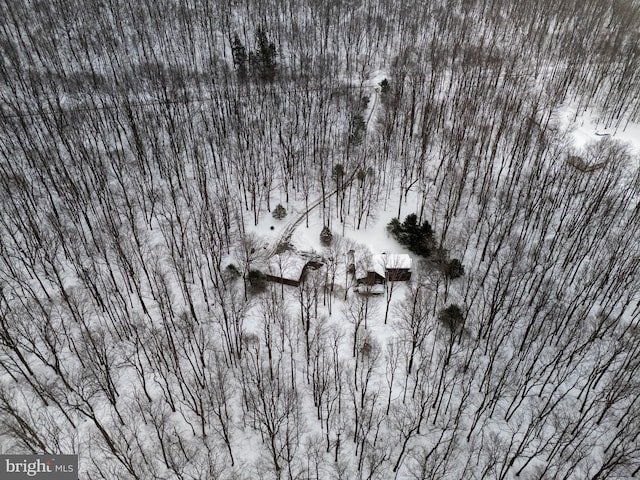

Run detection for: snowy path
[[268, 77, 383, 257], [270, 172, 358, 256]]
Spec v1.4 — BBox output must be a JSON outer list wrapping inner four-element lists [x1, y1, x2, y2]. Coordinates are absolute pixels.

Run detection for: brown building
[[357, 253, 412, 286]]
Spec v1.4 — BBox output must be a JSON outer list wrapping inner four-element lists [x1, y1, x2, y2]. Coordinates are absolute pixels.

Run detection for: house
[[377, 253, 412, 281], [356, 253, 412, 287], [266, 253, 323, 287]]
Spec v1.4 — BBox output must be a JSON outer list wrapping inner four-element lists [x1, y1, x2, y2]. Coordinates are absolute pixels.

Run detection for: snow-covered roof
[[356, 253, 412, 280], [268, 254, 308, 280], [371, 255, 387, 278], [372, 253, 412, 271]]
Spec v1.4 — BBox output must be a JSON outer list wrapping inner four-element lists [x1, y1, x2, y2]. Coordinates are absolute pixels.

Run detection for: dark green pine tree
[[379, 78, 390, 94], [438, 304, 464, 335], [320, 225, 333, 246], [402, 214, 433, 256], [386, 218, 401, 237], [386, 214, 434, 257], [251, 28, 277, 82], [272, 204, 287, 220], [445, 258, 465, 279], [231, 34, 247, 80]]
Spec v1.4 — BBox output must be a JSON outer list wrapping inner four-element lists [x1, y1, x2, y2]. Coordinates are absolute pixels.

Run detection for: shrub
[[438, 304, 464, 334], [445, 258, 465, 279], [272, 204, 287, 220], [320, 226, 333, 246], [332, 164, 344, 182], [247, 269, 267, 293], [379, 78, 390, 94], [224, 263, 241, 280]]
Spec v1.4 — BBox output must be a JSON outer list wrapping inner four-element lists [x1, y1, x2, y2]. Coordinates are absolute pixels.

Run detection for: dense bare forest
[[1, 0, 640, 478]]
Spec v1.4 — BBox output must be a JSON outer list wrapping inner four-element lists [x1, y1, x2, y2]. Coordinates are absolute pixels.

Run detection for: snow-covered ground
[[558, 102, 640, 157], [288, 204, 415, 258]]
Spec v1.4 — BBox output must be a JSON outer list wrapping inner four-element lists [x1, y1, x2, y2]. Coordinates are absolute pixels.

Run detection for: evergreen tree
[[272, 204, 287, 220], [386, 214, 434, 257], [379, 78, 390, 94], [320, 226, 333, 246], [438, 304, 464, 335], [348, 113, 366, 146], [445, 258, 465, 279], [248, 270, 267, 293], [231, 33, 247, 80], [250, 28, 277, 81], [386, 218, 401, 237]]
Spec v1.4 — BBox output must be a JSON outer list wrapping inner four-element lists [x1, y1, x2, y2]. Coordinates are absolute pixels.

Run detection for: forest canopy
[[0, 0, 639, 478]]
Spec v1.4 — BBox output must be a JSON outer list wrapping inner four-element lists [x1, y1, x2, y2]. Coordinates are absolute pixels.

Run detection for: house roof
[[356, 253, 412, 281], [268, 254, 309, 281], [371, 255, 387, 278], [372, 253, 412, 271]]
